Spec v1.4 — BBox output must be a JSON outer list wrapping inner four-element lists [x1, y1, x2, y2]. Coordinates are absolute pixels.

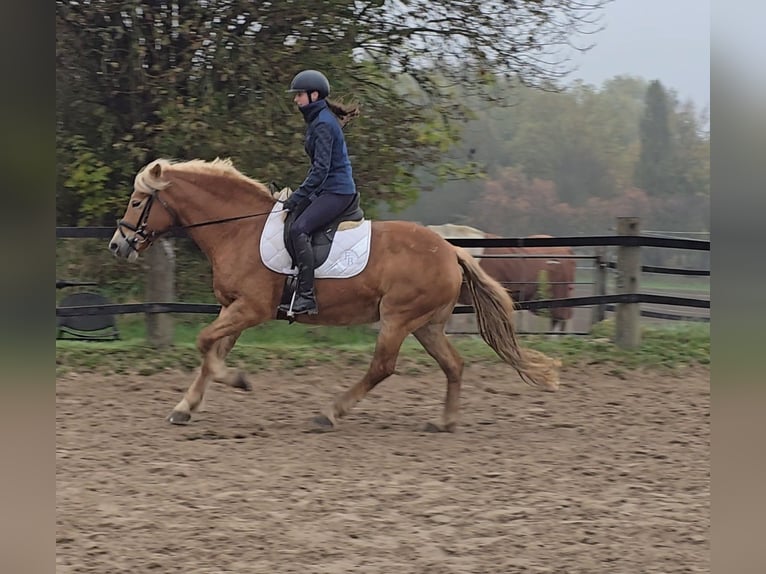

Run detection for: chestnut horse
[[428, 224, 576, 332], [109, 159, 559, 432]]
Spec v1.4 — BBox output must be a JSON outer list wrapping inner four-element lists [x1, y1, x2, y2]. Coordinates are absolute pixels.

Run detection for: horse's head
[[109, 160, 178, 261]]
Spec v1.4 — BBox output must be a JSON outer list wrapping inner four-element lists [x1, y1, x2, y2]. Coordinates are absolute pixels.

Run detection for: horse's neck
[[172, 181, 273, 264]]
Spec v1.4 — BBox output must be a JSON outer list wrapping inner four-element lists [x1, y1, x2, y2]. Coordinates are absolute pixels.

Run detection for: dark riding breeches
[[290, 192, 356, 238]]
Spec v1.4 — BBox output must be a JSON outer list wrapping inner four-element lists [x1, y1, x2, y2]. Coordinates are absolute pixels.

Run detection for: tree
[[467, 167, 566, 235], [634, 80, 675, 196], [56, 0, 611, 224], [390, 73, 709, 232], [670, 100, 710, 200]]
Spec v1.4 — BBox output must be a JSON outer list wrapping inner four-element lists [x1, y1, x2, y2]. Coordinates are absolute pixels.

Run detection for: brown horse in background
[[428, 224, 577, 332], [109, 159, 559, 432]]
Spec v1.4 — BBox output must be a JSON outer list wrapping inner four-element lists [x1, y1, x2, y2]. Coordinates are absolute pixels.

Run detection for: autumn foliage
[[468, 166, 705, 237]]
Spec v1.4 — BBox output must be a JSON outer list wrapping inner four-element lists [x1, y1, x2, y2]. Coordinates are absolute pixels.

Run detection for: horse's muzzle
[[108, 231, 139, 262]]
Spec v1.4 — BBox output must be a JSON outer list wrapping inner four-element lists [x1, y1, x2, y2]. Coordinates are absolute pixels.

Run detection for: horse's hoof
[[423, 421, 457, 433], [231, 373, 252, 392], [423, 421, 443, 433], [167, 410, 191, 425], [312, 414, 336, 430]]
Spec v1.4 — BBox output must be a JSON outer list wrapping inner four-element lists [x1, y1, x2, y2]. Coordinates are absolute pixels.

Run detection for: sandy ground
[[56, 359, 709, 573]]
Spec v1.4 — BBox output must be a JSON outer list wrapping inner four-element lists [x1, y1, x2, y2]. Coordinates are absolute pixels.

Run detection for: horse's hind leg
[[315, 320, 410, 428], [549, 315, 567, 338], [413, 320, 464, 432]]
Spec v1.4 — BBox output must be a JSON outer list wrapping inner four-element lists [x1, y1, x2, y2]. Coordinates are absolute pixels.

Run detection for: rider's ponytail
[[326, 100, 360, 128]]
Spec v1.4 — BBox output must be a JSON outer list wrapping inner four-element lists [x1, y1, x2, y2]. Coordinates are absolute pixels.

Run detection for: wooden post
[[591, 246, 607, 327], [614, 217, 641, 349], [145, 238, 175, 348]]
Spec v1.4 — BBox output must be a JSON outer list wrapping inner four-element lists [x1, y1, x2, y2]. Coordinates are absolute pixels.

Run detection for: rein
[[180, 209, 280, 231], [117, 187, 283, 250]]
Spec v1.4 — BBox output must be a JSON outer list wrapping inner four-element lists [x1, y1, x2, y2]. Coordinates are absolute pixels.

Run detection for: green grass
[[575, 266, 709, 294], [56, 316, 710, 377], [527, 319, 710, 370], [622, 276, 709, 294], [115, 314, 384, 348]]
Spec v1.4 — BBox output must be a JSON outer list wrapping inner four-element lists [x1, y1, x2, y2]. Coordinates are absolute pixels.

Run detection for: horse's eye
[[131, 200, 141, 208]]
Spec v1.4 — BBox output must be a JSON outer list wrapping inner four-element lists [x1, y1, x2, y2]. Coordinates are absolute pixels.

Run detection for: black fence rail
[[56, 226, 710, 251], [447, 235, 709, 250], [604, 260, 709, 277], [56, 293, 708, 319], [57, 226, 710, 338], [57, 227, 115, 238]]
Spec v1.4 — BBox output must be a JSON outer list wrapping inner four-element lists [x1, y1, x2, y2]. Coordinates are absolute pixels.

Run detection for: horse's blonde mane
[[135, 157, 272, 199]]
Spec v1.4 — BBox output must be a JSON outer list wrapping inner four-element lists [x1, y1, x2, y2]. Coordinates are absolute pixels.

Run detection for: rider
[[279, 69, 360, 315]]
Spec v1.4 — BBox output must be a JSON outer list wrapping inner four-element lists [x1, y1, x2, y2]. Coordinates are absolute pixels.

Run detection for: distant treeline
[[389, 77, 709, 248]]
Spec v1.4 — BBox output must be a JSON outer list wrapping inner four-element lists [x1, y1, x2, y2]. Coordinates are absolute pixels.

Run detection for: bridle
[[116, 186, 281, 252]]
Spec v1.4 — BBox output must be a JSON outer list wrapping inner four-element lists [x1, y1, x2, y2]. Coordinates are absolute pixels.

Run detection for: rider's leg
[[279, 193, 356, 315]]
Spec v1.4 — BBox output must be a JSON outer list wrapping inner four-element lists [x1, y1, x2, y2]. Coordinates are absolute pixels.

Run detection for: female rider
[[279, 69, 360, 315]]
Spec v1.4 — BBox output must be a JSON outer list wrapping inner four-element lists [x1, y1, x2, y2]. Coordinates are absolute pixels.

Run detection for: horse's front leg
[[167, 302, 266, 425], [191, 333, 251, 414], [210, 333, 252, 391]]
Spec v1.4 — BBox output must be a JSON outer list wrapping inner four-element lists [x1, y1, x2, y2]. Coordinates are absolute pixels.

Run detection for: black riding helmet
[[287, 70, 330, 100]]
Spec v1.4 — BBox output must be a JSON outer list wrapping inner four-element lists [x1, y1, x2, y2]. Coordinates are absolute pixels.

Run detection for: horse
[[428, 224, 577, 333], [108, 158, 560, 432]]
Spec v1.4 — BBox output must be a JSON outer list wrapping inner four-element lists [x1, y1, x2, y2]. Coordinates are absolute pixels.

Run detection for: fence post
[[615, 217, 641, 349], [591, 246, 607, 327], [145, 238, 175, 347]]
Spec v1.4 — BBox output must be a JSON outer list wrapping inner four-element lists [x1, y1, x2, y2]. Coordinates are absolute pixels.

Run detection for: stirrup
[[279, 291, 318, 317], [292, 294, 318, 315]]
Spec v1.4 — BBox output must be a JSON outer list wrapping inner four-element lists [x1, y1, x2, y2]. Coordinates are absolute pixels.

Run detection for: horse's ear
[[150, 162, 162, 179]]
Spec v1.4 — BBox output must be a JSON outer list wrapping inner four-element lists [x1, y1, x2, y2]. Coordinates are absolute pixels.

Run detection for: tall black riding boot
[[282, 233, 318, 315]]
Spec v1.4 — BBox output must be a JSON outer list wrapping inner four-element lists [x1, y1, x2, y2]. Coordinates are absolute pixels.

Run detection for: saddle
[[282, 193, 365, 269]]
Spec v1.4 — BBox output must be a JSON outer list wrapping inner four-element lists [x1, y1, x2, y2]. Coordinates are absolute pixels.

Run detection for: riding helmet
[[287, 70, 330, 99]]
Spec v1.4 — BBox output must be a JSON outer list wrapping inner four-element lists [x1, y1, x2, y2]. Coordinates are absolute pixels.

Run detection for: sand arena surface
[[57, 361, 709, 573]]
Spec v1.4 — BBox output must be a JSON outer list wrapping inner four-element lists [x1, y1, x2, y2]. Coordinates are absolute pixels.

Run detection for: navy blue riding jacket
[[291, 98, 356, 203]]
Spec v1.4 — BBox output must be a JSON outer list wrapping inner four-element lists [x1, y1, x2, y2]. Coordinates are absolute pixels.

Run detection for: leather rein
[[116, 186, 282, 251]]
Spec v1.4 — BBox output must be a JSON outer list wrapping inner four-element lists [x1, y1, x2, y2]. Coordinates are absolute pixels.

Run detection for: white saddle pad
[[260, 200, 372, 278]]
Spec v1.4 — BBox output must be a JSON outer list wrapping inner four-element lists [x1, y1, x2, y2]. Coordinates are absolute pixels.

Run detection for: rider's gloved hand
[[282, 195, 301, 212]]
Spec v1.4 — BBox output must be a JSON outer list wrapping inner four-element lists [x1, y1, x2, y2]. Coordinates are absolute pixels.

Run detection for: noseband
[[116, 187, 180, 252]]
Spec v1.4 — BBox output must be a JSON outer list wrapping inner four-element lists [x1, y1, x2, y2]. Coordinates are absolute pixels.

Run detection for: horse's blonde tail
[[455, 247, 560, 391]]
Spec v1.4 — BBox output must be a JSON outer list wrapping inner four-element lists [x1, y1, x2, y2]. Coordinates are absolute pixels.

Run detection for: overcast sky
[[567, 0, 710, 110]]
